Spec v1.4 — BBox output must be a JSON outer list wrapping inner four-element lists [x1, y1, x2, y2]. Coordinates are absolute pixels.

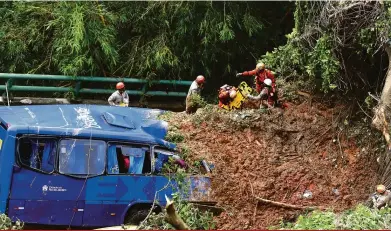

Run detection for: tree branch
[[255, 196, 321, 211]]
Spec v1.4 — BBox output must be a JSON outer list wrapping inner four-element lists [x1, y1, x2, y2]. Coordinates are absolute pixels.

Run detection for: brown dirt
[[165, 100, 381, 229]]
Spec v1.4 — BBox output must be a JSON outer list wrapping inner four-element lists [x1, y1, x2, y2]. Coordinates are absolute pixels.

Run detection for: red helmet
[[196, 75, 205, 84], [116, 82, 125, 90]]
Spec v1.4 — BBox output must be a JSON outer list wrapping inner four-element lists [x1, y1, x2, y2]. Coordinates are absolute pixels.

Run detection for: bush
[[187, 94, 207, 109], [272, 204, 391, 230], [0, 214, 23, 230], [165, 129, 185, 143]]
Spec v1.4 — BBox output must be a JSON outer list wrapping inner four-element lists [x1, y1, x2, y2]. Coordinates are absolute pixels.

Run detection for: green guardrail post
[[139, 82, 149, 106], [74, 81, 81, 99], [6, 79, 13, 91]]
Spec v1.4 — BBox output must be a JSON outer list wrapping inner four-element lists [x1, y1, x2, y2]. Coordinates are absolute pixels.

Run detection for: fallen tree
[[164, 195, 189, 230]]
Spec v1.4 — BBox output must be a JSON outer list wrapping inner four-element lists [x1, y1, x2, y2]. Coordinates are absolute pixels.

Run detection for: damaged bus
[[0, 105, 215, 228]]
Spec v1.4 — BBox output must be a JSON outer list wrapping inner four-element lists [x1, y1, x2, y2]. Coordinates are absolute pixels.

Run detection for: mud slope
[[165, 101, 380, 229]]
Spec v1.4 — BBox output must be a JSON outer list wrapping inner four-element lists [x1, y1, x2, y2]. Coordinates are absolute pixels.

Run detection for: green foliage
[[305, 35, 340, 92], [138, 192, 216, 230], [187, 94, 207, 109], [157, 111, 174, 122], [0, 214, 23, 230], [0, 1, 293, 84], [261, 1, 391, 96], [0, 2, 118, 76], [262, 29, 339, 93], [165, 128, 185, 144], [273, 204, 391, 230], [141, 158, 214, 230]]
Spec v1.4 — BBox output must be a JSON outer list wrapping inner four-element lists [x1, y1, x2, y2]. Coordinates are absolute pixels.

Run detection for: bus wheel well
[[124, 203, 162, 225]]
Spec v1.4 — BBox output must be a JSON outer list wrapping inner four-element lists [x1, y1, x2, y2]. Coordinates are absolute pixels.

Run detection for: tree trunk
[[373, 44, 391, 150], [164, 195, 189, 230]]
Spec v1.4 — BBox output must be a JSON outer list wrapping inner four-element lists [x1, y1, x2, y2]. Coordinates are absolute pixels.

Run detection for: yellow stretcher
[[220, 81, 255, 110]]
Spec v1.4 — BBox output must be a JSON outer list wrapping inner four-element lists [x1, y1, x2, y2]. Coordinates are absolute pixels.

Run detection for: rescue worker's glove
[[236, 73, 242, 77]]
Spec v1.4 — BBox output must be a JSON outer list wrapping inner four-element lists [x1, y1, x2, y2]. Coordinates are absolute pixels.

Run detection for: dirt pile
[[164, 101, 382, 229]]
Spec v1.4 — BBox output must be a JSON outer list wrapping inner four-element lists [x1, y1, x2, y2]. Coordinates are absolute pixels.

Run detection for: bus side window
[[18, 137, 57, 173], [153, 148, 187, 174], [58, 139, 106, 176], [107, 144, 151, 175], [153, 148, 176, 174]]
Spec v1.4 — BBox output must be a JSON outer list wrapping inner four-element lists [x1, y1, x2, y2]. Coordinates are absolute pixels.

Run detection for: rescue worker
[[218, 84, 238, 108], [370, 184, 391, 209], [247, 78, 276, 109], [236, 62, 276, 94], [108, 82, 129, 107], [186, 75, 205, 114]]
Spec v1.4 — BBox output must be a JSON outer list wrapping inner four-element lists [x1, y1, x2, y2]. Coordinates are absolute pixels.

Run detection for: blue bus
[[0, 105, 215, 228]]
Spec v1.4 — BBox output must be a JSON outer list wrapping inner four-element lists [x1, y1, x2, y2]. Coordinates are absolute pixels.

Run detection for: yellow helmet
[[256, 63, 265, 70], [377, 184, 386, 194]]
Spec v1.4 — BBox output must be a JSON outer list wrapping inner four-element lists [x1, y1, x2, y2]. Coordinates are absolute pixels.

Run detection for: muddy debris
[[163, 101, 380, 229]]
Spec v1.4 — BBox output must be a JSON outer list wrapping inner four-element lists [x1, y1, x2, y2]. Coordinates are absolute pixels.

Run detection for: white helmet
[[264, 78, 272, 86], [229, 90, 237, 99]]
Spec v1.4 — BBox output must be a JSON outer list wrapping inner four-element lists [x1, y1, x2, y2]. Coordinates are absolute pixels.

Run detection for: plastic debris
[[302, 189, 313, 199], [332, 188, 340, 196], [201, 160, 211, 173]]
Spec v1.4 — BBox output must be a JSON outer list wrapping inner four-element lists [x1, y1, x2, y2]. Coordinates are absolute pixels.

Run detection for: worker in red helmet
[[108, 82, 129, 107], [237, 62, 276, 94], [370, 184, 391, 209], [186, 75, 205, 114]]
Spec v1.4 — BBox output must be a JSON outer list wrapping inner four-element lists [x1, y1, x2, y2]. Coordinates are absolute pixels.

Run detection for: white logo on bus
[[42, 185, 67, 192], [74, 107, 101, 129]]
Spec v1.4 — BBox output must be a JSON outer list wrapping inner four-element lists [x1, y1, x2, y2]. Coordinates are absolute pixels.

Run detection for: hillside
[[161, 98, 383, 229]]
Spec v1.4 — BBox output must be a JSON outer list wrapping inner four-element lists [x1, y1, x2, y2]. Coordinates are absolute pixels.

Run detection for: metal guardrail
[[0, 73, 192, 98]]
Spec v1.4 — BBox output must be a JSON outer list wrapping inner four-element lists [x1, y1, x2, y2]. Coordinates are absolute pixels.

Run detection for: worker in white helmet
[[246, 78, 276, 109]]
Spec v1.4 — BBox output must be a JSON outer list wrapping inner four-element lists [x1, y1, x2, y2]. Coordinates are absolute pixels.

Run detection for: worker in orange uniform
[[236, 62, 276, 94], [370, 184, 391, 209], [186, 75, 205, 114], [108, 82, 129, 107]]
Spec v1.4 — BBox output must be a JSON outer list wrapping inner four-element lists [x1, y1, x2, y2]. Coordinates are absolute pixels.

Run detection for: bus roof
[[0, 104, 175, 149]]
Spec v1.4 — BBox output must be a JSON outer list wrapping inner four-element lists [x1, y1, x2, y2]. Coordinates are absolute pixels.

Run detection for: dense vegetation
[[0, 1, 293, 92], [262, 1, 390, 99], [271, 205, 391, 230]]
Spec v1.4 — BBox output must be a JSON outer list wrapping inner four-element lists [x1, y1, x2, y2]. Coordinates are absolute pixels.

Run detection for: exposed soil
[[164, 100, 382, 229]]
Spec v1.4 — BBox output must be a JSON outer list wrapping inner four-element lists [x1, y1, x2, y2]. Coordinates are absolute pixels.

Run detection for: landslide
[[162, 99, 384, 229]]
